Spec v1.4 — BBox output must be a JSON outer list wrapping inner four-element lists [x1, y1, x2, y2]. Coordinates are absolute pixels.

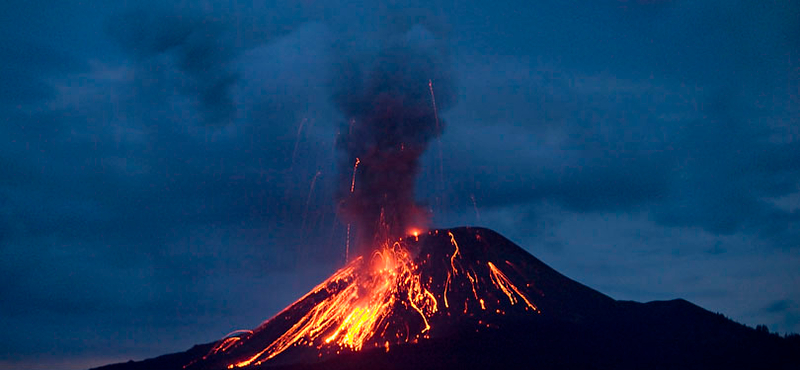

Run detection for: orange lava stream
[[231, 242, 437, 368], [448, 232, 460, 274], [184, 330, 255, 368], [350, 157, 360, 193], [222, 233, 541, 368], [487, 262, 539, 312], [214, 338, 241, 354]]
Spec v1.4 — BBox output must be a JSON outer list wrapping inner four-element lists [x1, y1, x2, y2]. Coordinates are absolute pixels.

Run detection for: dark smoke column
[[332, 31, 454, 255]]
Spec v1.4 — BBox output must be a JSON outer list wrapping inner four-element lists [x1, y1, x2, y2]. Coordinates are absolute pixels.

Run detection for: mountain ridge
[[91, 227, 800, 370]]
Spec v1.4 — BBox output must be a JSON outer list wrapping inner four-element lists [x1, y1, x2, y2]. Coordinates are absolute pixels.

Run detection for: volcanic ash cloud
[[332, 26, 455, 254]]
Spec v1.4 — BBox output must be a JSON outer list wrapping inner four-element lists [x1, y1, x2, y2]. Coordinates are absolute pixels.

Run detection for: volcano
[[94, 227, 800, 370]]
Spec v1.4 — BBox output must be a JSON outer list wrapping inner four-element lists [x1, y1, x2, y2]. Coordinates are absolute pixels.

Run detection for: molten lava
[[188, 228, 543, 369]]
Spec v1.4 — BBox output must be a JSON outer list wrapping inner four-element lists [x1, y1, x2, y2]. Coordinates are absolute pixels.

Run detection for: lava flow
[[187, 228, 543, 370]]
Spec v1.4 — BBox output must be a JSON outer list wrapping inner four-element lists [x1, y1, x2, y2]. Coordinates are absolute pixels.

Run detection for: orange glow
[[443, 273, 451, 308], [230, 241, 439, 368], [409, 228, 421, 241], [214, 337, 240, 353], [350, 157, 360, 193], [215, 331, 251, 351], [442, 232, 460, 309], [187, 329, 254, 368], [487, 262, 538, 312], [448, 231, 460, 274], [216, 232, 542, 368]]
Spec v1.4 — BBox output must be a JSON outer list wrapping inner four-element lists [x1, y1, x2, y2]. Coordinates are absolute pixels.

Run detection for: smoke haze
[[332, 26, 455, 254]]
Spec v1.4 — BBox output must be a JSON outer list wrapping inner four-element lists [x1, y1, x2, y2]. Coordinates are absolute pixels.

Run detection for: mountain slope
[[92, 227, 800, 370]]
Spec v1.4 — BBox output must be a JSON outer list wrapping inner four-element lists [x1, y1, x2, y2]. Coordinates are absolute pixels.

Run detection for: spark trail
[[429, 79, 446, 213], [471, 194, 480, 221], [290, 118, 308, 170], [300, 170, 322, 233], [346, 158, 360, 262], [350, 158, 360, 194]]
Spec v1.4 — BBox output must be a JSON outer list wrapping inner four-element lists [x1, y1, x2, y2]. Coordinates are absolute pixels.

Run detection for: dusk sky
[[2, 1, 799, 369]]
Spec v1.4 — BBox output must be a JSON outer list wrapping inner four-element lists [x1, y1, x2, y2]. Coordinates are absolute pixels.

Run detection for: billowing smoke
[[332, 26, 455, 254]]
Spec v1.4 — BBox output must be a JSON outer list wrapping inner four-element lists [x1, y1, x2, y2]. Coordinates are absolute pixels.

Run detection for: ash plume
[[332, 26, 455, 255]]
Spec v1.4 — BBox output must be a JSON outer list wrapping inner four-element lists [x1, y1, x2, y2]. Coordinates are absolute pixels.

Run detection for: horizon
[[2, 1, 799, 369]]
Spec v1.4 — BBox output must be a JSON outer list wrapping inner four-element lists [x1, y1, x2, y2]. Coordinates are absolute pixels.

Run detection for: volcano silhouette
[[93, 227, 800, 370]]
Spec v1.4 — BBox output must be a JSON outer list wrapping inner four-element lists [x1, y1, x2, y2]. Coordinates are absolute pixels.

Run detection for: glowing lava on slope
[[186, 228, 545, 369]]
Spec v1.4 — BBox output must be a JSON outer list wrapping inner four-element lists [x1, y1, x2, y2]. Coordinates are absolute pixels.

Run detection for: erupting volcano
[[96, 227, 800, 370], [184, 227, 568, 369], [92, 32, 800, 370], [181, 36, 508, 369]]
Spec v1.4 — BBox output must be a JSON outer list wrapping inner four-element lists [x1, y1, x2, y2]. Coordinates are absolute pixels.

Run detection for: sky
[[1, 0, 799, 369]]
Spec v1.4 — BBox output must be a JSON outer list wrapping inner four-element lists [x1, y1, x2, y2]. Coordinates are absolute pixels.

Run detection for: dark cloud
[[706, 241, 726, 255], [105, 9, 241, 125], [652, 90, 800, 244], [0, 38, 89, 106], [1, 13, 340, 366], [766, 300, 792, 314], [435, 47, 798, 246], [433, 65, 679, 215]]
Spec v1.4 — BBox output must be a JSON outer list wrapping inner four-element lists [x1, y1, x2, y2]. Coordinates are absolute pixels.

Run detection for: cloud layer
[[1, 1, 798, 369]]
